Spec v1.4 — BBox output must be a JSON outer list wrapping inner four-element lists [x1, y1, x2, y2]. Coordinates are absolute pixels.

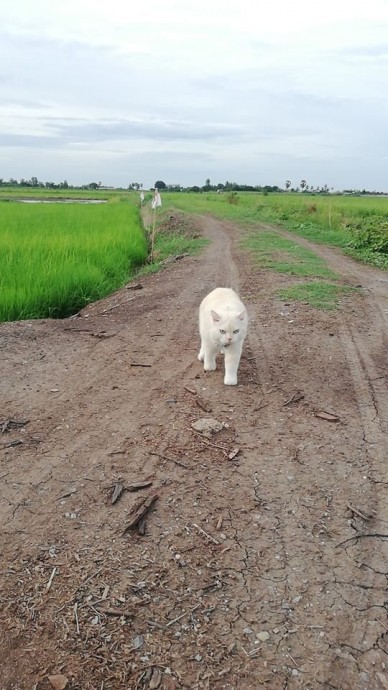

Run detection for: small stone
[[194, 654, 203, 662], [191, 417, 225, 438], [48, 675, 68, 690], [292, 669, 299, 676], [133, 635, 144, 649], [243, 627, 253, 635], [256, 631, 270, 642]]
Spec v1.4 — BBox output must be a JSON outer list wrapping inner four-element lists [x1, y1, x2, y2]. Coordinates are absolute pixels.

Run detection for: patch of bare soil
[[1, 216, 387, 690]]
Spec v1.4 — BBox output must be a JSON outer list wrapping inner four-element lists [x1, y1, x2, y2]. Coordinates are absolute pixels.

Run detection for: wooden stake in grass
[[150, 188, 162, 262]]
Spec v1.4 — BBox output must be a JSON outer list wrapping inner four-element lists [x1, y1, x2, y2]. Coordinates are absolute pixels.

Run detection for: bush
[[349, 217, 388, 254], [227, 191, 239, 205]]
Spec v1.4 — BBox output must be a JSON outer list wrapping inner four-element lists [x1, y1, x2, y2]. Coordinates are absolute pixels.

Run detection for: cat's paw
[[198, 352, 204, 362], [204, 362, 217, 372], [224, 375, 237, 385]]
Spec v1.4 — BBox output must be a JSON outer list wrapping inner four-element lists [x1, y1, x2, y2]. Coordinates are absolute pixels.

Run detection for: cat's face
[[211, 309, 246, 347]]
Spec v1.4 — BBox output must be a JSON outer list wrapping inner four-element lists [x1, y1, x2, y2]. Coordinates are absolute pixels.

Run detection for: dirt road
[[1, 215, 387, 690]]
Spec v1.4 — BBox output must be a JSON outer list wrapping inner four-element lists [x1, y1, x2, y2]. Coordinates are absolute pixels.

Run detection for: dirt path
[[1, 216, 387, 690]]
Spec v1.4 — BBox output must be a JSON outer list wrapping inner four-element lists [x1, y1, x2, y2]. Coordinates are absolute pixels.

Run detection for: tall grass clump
[[1, 203, 148, 322]]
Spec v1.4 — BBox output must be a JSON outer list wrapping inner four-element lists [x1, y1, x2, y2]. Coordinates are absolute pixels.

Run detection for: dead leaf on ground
[[48, 675, 68, 690], [148, 667, 163, 689]]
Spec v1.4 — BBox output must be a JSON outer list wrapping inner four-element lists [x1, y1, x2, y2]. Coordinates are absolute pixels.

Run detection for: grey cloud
[[51, 119, 243, 142], [0, 134, 58, 147], [0, 118, 243, 148]]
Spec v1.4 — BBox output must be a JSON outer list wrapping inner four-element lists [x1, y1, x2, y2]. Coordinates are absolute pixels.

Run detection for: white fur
[[198, 287, 248, 385]]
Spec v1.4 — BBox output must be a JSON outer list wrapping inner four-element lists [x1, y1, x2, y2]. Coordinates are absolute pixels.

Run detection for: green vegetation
[[1, 202, 148, 322], [139, 210, 208, 276], [244, 230, 337, 279], [2, 188, 385, 322], [277, 282, 356, 311], [243, 226, 356, 310], [0, 187, 135, 201], [163, 192, 370, 310], [165, 191, 388, 268]]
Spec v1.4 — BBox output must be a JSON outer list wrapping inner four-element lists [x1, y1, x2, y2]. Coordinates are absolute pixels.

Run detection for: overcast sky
[[1, 0, 388, 190]]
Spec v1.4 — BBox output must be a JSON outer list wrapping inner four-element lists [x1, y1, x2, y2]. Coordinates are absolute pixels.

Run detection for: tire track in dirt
[[239, 221, 388, 688]]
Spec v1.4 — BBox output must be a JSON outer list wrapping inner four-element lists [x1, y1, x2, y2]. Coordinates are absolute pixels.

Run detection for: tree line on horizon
[[0, 176, 386, 196]]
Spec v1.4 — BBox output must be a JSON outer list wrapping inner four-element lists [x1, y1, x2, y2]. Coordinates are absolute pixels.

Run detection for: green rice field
[[1, 201, 148, 322]]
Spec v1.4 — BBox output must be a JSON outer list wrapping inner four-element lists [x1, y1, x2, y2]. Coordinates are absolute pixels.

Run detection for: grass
[[1, 202, 148, 321], [0, 186, 136, 201], [277, 282, 357, 310], [243, 229, 338, 279], [163, 193, 368, 310], [243, 225, 356, 310], [138, 209, 209, 276], [164, 192, 388, 268]]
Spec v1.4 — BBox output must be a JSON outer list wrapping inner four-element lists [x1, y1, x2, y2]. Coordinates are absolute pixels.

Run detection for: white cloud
[[1, 0, 388, 189]]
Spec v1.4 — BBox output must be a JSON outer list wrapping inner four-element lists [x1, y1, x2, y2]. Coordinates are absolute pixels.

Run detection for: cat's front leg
[[202, 342, 217, 371], [224, 344, 242, 385]]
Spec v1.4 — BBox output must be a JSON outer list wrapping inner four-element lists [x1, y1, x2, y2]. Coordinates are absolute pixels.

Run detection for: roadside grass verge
[[243, 229, 338, 279], [277, 282, 357, 310], [137, 209, 208, 276], [243, 226, 357, 309]]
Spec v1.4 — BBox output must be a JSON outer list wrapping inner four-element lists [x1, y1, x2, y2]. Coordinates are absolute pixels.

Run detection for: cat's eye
[[219, 329, 226, 334], [233, 329, 240, 334]]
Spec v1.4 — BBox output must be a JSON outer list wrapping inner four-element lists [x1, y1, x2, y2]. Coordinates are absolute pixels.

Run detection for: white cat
[[198, 287, 248, 385]]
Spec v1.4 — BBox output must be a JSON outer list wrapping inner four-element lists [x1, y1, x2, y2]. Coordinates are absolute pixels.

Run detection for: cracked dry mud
[[1, 216, 387, 690]]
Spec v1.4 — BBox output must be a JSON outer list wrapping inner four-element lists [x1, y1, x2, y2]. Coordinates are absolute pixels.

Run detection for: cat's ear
[[237, 310, 246, 321], [211, 310, 221, 322]]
